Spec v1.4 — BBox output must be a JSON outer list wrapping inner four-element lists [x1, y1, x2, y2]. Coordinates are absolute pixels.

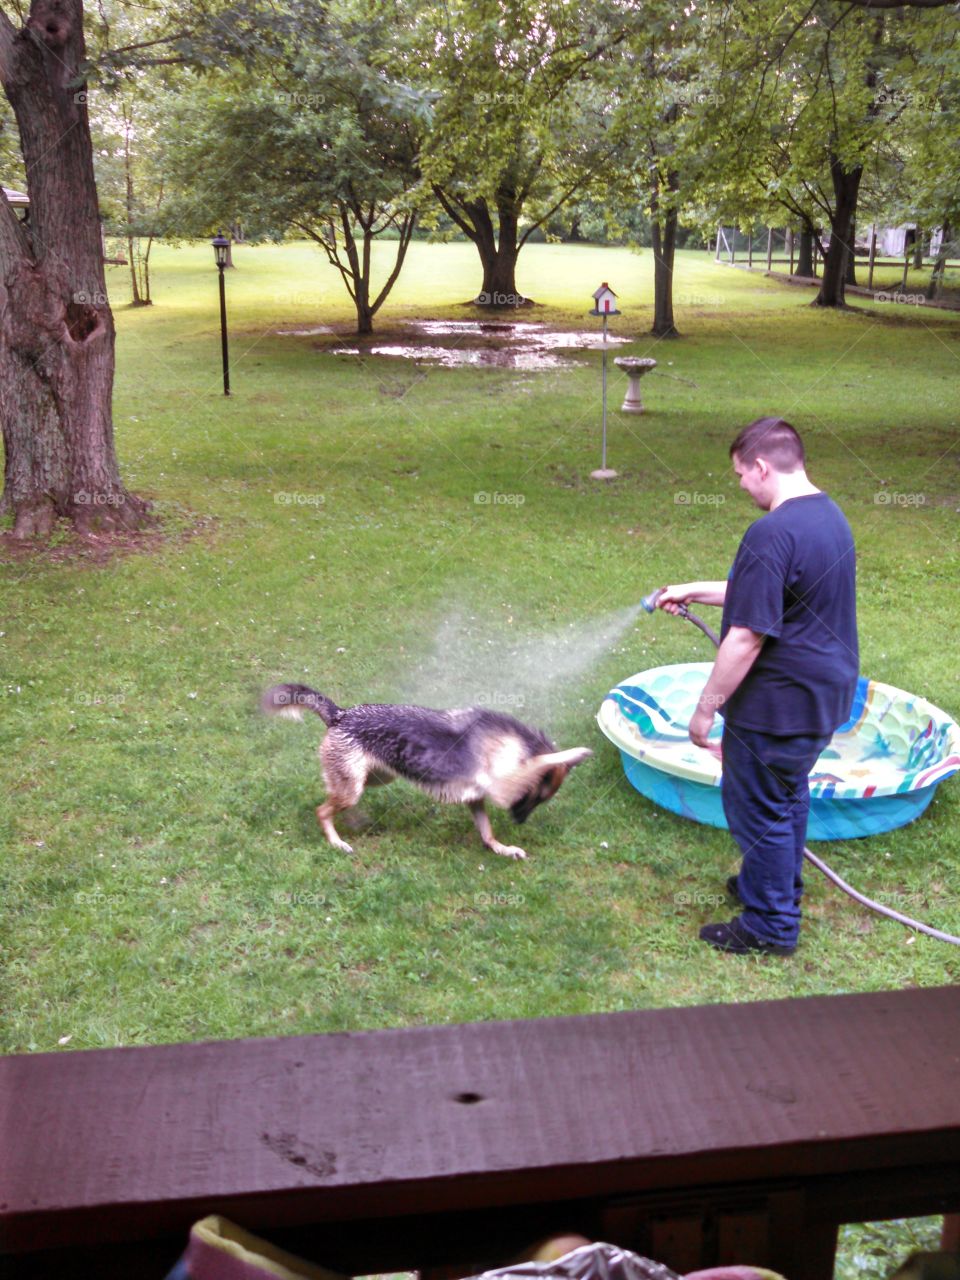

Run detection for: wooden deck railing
[[2, 986, 958, 1280]]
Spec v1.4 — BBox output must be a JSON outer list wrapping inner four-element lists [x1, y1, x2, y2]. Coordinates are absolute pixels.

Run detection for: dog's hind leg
[[318, 737, 367, 854], [469, 801, 527, 861]]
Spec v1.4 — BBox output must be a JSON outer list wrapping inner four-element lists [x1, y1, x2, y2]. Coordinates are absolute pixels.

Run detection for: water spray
[[643, 586, 960, 946]]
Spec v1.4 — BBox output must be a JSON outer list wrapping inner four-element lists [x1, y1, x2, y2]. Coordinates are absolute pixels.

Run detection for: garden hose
[[642, 587, 960, 947]]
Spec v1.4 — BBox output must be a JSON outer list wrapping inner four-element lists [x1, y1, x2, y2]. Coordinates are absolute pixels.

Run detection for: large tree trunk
[[0, 0, 150, 538], [813, 156, 862, 308], [649, 169, 680, 338], [432, 185, 527, 306]]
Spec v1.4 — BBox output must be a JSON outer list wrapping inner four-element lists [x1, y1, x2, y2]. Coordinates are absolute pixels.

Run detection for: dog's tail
[[261, 683, 344, 726]]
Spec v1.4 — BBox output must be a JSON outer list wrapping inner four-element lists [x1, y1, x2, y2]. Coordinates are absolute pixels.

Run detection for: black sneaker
[[699, 916, 796, 956]]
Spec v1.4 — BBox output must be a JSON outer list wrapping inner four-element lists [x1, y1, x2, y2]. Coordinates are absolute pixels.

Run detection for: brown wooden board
[[2, 986, 959, 1266]]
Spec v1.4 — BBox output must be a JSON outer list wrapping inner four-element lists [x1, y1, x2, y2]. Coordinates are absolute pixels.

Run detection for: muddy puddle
[[281, 319, 632, 370]]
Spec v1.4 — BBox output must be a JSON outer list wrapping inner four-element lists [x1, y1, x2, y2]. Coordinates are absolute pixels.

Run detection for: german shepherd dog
[[262, 683, 592, 859]]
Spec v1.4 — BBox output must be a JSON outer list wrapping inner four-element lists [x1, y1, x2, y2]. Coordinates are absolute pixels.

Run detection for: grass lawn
[[2, 240, 959, 1060]]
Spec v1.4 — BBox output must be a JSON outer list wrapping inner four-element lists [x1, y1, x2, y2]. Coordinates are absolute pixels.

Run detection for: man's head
[[730, 417, 806, 510]]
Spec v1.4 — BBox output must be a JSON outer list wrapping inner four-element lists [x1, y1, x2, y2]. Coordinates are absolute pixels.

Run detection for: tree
[[417, 0, 624, 306], [603, 3, 728, 338], [0, 0, 153, 536], [93, 80, 172, 306], [163, 10, 426, 335]]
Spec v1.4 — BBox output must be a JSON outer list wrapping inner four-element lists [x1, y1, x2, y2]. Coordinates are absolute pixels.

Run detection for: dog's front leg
[[469, 801, 527, 861], [316, 801, 354, 854]]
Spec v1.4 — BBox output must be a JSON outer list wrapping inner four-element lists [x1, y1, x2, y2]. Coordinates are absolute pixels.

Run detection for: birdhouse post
[[589, 283, 621, 479]]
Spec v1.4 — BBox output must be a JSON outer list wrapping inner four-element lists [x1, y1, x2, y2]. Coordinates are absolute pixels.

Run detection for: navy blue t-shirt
[[720, 492, 858, 735]]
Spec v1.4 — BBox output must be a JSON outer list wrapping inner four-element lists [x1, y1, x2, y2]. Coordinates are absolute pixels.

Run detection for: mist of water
[[397, 601, 645, 729]]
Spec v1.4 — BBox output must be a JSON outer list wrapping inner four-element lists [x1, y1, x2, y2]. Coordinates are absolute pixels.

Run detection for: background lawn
[[2, 240, 959, 1058]]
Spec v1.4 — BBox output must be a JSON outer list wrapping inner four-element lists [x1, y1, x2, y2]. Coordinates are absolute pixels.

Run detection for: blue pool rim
[[618, 750, 937, 841]]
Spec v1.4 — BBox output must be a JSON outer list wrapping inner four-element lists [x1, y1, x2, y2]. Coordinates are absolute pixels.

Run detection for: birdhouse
[[590, 282, 620, 316]]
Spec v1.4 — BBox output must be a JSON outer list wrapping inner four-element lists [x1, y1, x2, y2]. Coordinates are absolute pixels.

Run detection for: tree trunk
[[479, 190, 524, 306], [355, 275, 373, 335], [913, 229, 924, 270], [813, 157, 862, 308], [0, 0, 150, 537], [650, 169, 680, 338], [432, 185, 527, 306], [797, 224, 815, 277]]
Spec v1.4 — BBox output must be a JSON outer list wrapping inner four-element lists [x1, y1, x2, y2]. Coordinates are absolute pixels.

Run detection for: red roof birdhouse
[[590, 282, 620, 316]]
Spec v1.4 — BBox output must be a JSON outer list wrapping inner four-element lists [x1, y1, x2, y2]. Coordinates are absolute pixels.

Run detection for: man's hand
[[689, 701, 716, 749]]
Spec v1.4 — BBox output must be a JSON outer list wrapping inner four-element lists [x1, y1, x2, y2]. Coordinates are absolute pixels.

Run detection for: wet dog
[[262, 683, 592, 859]]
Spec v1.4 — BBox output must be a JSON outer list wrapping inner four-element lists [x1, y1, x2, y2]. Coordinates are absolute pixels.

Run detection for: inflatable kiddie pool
[[598, 662, 960, 841]]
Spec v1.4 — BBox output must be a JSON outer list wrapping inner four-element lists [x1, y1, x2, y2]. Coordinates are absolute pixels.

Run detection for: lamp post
[[589, 282, 621, 480], [212, 232, 231, 396]]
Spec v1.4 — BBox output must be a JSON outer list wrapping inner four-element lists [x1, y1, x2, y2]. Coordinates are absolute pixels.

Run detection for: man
[[657, 418, 858, 955]]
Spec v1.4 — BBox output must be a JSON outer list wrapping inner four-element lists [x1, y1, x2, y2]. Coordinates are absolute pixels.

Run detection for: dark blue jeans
[[720, 723, 832, 947]]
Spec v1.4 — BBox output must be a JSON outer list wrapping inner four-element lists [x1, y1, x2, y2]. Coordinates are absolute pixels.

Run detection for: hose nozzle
[[640, 587, 666, 614]]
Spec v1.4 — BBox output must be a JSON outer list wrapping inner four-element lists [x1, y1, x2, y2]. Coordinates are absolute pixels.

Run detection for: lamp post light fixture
[[212, 232, 231, 396], [589, 283, 620, 480]]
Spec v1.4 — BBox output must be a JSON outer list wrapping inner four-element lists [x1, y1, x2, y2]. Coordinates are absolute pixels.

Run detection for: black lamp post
[[212, 232, 231, 396]]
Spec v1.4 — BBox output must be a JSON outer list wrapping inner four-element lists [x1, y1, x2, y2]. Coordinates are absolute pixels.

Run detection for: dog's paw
[[492, 843, 527, 860], [330, 837, 354, 854]]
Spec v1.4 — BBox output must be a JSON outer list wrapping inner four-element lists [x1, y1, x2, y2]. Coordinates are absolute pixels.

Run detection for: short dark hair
[[729, 418, 805, 472]]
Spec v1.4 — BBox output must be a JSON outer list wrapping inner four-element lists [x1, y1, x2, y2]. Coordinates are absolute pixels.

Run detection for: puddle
[[274, 325, 335, 336], [319, 319, 632, 370], [331, 345, 577, 370]]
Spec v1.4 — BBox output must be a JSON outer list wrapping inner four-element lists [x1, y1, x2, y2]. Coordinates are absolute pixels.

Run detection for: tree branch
[[431, 182, 480, 243]]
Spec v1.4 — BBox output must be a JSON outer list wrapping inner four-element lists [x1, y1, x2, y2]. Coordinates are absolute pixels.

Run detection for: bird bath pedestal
[[615, 357, 657, 414]]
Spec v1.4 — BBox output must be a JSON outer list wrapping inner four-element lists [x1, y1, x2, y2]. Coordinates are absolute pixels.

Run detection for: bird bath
[[614, 357, 658, 413]]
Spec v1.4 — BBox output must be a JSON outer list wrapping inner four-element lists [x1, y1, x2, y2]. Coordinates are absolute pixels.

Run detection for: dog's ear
[[534, 747, 593, 770]]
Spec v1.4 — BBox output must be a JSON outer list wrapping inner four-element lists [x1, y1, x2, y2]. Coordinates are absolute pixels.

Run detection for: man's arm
[[689, 625, 766, 747], [658, 581, 728, 611]]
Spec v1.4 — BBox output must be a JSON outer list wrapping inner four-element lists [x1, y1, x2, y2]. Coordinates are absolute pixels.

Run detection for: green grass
[[2, 240, 959, 1058]]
